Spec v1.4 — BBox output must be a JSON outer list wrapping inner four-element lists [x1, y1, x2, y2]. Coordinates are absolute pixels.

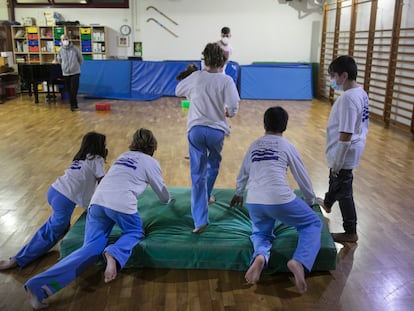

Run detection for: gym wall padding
[[79, 60, 132, 99], [59, 187, 336, 273], [239, 63, 313, 100], [78, 60, 240, 101]]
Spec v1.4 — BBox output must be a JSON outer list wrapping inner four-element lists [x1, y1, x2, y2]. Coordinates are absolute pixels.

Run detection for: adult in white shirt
[[216, 26, 233, 74]]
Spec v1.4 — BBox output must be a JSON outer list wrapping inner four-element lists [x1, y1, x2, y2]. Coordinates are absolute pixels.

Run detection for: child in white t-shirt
[[24, 128, 173, 309], [176, 42, 239, 233], [0, 132, 107, 270], [318, 55, 369, 243], [230, 106, 322, 294]]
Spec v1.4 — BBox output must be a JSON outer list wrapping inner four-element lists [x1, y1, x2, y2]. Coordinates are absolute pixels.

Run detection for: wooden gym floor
[[0, 94, 413, 311]]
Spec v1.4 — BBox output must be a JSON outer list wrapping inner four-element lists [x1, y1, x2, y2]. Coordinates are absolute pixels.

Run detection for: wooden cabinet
[[0, 22, 12, 52], [11, 25, 107, 64]]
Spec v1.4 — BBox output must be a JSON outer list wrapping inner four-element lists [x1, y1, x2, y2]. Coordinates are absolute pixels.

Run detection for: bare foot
[[26, 286, 48, 309], [104, 252, 117, 283], [0, 258, 17, 270], [245, 254, 265, 284], [208, 196, 216, 205], [287, 259, 307, 294], [192, 224, 208, 234]]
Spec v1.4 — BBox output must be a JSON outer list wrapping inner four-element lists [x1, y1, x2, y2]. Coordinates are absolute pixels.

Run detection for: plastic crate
[[28, 34, 38, 40], [83, 54, 93, 60], [28, 40, 39, 46], [29, 46, 39, 52], [54, 27, 65, 35], [96, 102, 111, 111], [80, 28, 91, 34], [81, 34, 91, 40], [54, 28, 65, 39], [27, 27, 38, 34]]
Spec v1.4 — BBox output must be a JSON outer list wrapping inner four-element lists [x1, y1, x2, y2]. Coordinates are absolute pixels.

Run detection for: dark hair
[[202, 43, 227, 68], [328, 55, 358, 80], [73, 132, 107, 161], [129, 128, 158, 156], [176, 63, 199, 81], [221, 27, 231, 35], [264, 106, 288, 133]]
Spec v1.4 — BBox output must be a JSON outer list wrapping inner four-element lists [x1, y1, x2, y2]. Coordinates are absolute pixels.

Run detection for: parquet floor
[[0, 93, 413, 311]]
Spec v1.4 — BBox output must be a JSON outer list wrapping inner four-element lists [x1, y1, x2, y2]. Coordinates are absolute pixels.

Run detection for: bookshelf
[[11, 25, 107, 64]]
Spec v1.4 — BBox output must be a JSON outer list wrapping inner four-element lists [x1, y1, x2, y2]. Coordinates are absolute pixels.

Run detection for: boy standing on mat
[[230, 106, 322, 294], [317, 55, 369, 243], [176, 42, 239, 234], [24, 128, 173, 309]]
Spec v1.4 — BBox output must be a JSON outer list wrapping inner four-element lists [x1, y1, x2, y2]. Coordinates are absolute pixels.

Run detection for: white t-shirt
[[235, 135, 316, 206], [52, 155, 105, 208], [217, 40, 233, 61], [175, 70, 239, 135], [326, 86, 369, 169], [90, 151, 170, 214], [217, 40, 233, 74]]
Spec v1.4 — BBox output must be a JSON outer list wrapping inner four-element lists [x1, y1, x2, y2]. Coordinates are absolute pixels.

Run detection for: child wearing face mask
[[57, 34, 84, 111], [216, 26, 232, 74], [317, 55, 369, 243]]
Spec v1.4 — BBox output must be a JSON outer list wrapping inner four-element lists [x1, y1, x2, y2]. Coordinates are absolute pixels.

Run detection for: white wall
[[0, 0, 7, 20], [14, 0, 324, 65]]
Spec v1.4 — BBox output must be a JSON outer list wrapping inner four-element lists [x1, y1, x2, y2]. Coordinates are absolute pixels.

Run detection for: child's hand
[[230, 195, 243, 208]]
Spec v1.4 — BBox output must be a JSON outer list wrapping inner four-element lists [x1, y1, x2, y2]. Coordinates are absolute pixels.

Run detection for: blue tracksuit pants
[[25, 204, 144, 302], [247, 197, 322, 271], [188, 125, 224, 228], [13, 186, 75, 269]]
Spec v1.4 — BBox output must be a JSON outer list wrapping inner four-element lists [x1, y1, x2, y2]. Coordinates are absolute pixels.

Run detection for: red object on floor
[[6, 87, 16, 98], [95, 102, 111, 111]]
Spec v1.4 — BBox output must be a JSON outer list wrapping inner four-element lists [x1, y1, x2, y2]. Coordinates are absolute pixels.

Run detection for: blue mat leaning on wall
[[78, 60, 239, 101]]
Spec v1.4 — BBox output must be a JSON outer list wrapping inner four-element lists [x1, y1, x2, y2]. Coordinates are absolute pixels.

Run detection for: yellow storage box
[[27, 27, 38, 34], [80, 28, 91, 34]]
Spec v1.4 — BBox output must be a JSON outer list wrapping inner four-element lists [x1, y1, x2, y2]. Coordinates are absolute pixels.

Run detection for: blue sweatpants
[[13, 186, 75, 269], [25, 204, 144, 302], [247, 197, 322, 271], [188, 125, 224, 228]]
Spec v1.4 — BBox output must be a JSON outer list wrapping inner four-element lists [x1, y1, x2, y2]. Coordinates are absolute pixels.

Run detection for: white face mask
[[62, 40, 69, 47], [330, 79, 343, 91], [221, 37, 230, 45]]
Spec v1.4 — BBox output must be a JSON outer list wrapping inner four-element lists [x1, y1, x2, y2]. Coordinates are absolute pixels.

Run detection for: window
[[14, 0, 128, 8]]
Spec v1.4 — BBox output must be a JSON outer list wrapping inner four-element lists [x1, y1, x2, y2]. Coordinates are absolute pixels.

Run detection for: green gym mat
[[59, 187, 337, 273]]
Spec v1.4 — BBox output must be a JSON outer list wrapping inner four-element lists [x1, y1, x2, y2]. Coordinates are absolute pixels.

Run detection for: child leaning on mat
[[230, 106, 322, 294], [0, 131, 107, 271], [24, 128, 174, 310]]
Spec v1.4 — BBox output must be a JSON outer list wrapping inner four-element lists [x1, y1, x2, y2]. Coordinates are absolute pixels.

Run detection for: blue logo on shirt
[[362, 97, 369, 122], [251, 148, 279, 162], [70, 160, 82, 170], [114, 157, 137, 170]]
